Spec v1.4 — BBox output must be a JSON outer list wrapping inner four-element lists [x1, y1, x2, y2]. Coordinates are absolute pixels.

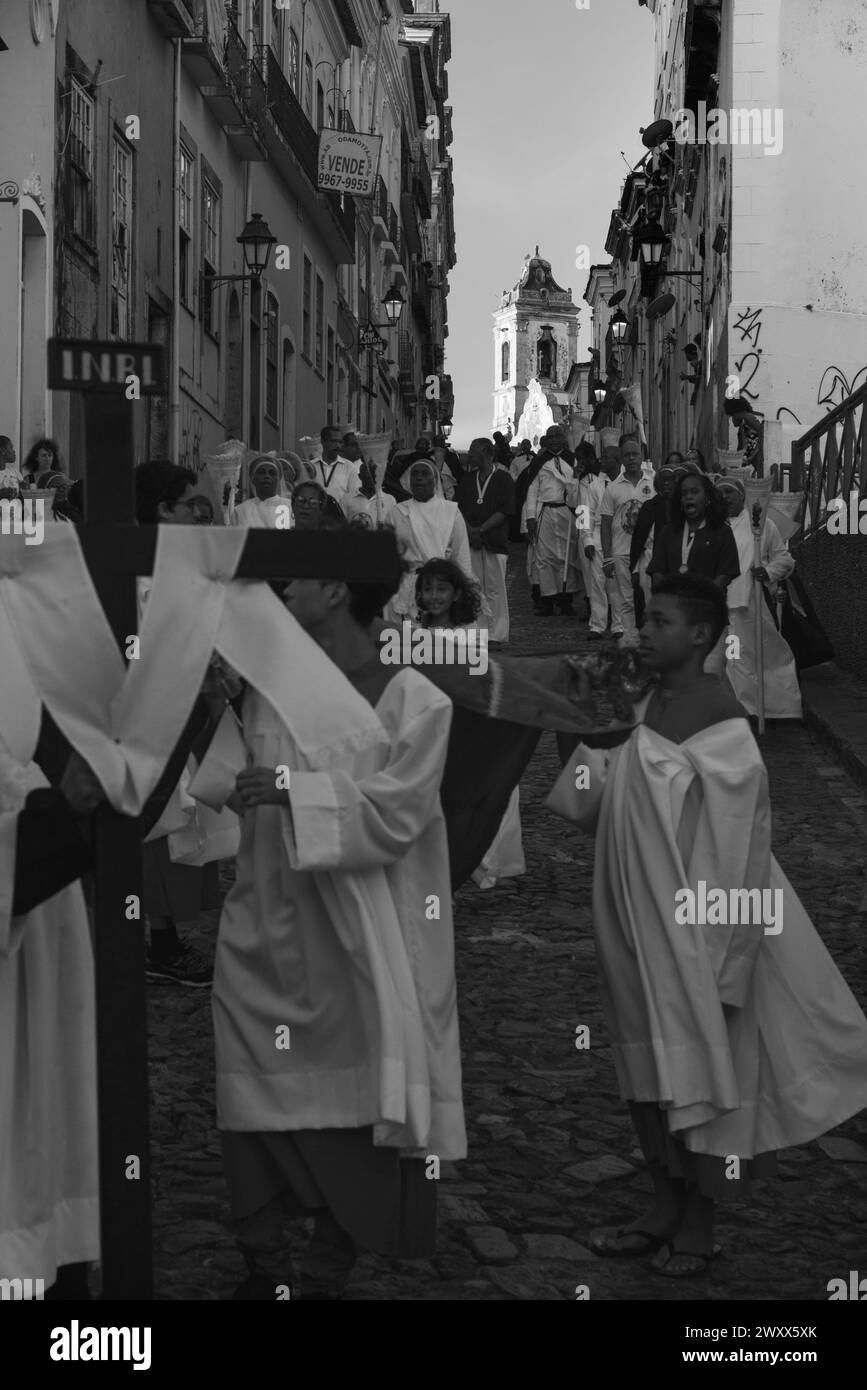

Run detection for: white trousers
[[471, 549, 509, 644], [608, 556, 639, 646], [579, 547, 610, 634]]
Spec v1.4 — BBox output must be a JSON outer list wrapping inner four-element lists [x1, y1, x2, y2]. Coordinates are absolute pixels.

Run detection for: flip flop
[[588, 1225, 668, 1257], [650, 1241, 722, 1279]]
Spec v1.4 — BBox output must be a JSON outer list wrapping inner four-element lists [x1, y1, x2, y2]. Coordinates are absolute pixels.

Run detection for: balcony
[[262, 49, 318, 183], [148, 0, 196, 38], [411, 263, 431, 330], [372, 177, 389, 241], [413, 155, 432, 220], [182, 15, 265, 157], [398, 331, 418, 401], [258, 48, 355, 263]]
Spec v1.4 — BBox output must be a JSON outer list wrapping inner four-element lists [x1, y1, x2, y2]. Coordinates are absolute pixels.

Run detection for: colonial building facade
[[492, 250, 580, 437], [588, 0, 867, 472], [0, 0, 455, 481]]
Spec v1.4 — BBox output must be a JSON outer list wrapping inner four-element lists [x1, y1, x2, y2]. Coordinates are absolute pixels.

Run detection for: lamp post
[[199, 213, 277, 297], [360, 284, 406, 426]]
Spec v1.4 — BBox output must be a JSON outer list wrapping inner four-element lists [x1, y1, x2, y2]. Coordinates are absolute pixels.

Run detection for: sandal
[[650, 1241, 722, 1279], [588, 1225, 668, 1257]]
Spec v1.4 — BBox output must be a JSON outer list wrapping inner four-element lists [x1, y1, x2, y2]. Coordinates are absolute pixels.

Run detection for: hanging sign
[[317, 130, 382, 197], [48, 339, 166, 394]]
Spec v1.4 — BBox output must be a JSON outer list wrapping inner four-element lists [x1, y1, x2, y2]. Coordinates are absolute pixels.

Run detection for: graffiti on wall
[[731, 306, 764, 402], [179, 402, 204, 477]]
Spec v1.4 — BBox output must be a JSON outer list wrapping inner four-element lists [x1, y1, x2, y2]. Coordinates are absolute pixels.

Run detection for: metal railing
[[414, 154, 432, 219], [261, 46, 319, 183], [791, 381, 867, 537]]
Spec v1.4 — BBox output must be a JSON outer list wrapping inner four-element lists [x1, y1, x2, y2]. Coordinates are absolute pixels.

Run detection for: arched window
[[501, 340, 510, 383], [537, 326, 557, 381]]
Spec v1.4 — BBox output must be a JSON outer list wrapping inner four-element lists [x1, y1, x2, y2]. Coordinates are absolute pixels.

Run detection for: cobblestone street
[[149, 547, 867, 1301]]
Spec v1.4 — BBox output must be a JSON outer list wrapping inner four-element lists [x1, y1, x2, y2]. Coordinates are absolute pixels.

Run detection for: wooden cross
[[47, 339, 399, 1299]]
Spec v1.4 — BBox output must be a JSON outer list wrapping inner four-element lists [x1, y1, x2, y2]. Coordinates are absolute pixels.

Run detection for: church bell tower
[[492, 249, 580, 435]]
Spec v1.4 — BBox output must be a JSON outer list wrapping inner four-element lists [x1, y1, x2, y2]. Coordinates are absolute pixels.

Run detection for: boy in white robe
[[581, 574, 867, 1277], [212, 563, 465, 1299]]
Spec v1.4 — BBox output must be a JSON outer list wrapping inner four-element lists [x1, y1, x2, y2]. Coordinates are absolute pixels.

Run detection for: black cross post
[[46, 338, 399, 1299]]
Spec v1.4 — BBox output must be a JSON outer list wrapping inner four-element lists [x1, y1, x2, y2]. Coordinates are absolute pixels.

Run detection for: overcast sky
[[445, 0, 654, 447]]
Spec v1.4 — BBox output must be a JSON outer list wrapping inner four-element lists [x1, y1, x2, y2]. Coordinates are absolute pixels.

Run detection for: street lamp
[[381, 284, 406, 326], [592, 379, 607, 405], [610, 310, 628, 344], [635, 220, 668, 268], [442, 422, 452, 439], [200, 213, 277, 295]]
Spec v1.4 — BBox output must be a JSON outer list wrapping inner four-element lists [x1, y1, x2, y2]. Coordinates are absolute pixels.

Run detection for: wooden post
[[83, 388, 154, 1299]]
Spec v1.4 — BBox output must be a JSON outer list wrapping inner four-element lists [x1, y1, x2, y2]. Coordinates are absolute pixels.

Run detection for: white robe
[[230, 495, 291, 529], [725, 512, 801, 719], [592, 712, 867, 1157], [0, 610, 99, 1283], [387, 498, 473, 621], [525, 459, 582, 596], [212, 667, 466, 1160]]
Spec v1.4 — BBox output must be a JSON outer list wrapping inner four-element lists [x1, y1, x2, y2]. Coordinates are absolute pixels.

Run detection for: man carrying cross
[[208, 551, 465, 1300]]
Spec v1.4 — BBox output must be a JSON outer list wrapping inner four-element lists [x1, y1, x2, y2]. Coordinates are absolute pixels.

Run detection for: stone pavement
[[148, 544, 867, 1300]]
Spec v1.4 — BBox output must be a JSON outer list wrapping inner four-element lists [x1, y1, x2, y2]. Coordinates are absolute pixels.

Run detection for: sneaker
[[146, 944, 213, 987]]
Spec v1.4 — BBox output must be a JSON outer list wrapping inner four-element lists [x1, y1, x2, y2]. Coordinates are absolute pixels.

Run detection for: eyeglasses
[[294, 496, 323, 508]]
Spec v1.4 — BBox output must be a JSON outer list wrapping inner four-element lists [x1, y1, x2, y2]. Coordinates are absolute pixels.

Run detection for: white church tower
[[492, 250, 580, 435]]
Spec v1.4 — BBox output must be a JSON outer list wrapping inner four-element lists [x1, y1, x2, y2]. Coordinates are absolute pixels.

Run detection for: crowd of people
[[2, 412, 863, 1304]]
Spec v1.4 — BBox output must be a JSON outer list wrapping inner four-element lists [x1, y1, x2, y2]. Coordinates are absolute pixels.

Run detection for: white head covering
[[248, 452, 291, 499], [400, 457, 444, 496]]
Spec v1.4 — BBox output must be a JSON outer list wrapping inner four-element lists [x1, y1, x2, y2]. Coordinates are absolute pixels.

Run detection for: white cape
[[593, 717, 867, 1156]]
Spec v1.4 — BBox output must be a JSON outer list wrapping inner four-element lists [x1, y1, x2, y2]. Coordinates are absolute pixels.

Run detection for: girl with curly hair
[[415, 557, 481, 631]]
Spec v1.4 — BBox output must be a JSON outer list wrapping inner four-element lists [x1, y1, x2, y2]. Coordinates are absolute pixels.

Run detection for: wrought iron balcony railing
[[261, 46, 319, 184], [791, 380, 867, 537]]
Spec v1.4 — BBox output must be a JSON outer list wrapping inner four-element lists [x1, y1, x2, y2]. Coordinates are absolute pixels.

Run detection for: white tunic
[[212, 667, 466, 1160], [0, 736, 99, 1283], [230, 496, 290, 529]]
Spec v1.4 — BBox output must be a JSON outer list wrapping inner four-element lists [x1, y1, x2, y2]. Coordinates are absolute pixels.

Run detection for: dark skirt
[[141, 836, 203, 922], [221, 1127, 437, 1259], [629, 1101, 778, 1199]]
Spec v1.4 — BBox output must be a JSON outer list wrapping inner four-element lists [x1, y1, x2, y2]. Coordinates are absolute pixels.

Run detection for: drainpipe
[[170, 37, 181, 461]]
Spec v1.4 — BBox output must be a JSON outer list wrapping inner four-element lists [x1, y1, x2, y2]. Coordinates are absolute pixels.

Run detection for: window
[[287, 28, 299, 92], [201, 179, 220, 337], [302, 255, 312, 358], [501, 340, 510, 384], [178, 142, 194, 307], [269, 0, 281, 57], [304, 55, 313, 123], [68, 78, 95, 242], [327, 326, 335, 417], [111, 135, 132, 337], [316, 81, 325, 132], [315, 275, 324, 373], [265, 292, 279, 422]]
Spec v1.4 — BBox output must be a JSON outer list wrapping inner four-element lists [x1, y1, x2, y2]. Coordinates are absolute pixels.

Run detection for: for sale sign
[[317, 130, 382, 198]]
